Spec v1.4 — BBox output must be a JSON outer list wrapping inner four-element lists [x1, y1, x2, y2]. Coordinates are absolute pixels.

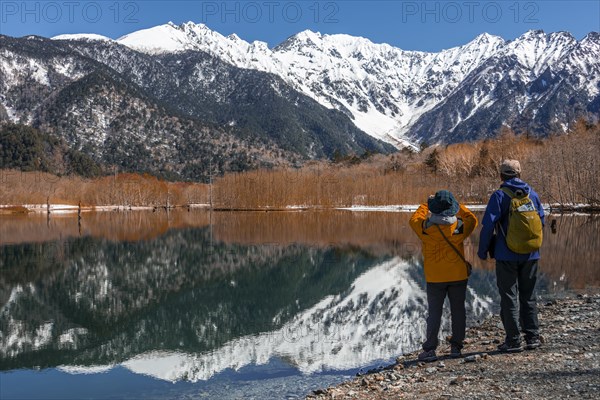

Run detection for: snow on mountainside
[[111, 22, 507, 147], [117, 22, 272, 67], [106, 22, 599, 146], [9, 23, 599, 151], [561, 32, 600, 97], [269, 30, 506, 147], [2, 32, 390, 174], [405, 30, 600, 143], [52, 34, 112, 42]]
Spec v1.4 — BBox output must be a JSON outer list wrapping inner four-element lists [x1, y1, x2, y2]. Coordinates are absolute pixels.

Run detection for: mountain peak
[[279, 30, 323, 47], [117, 24, 188, 53], [461, 32, 504, 52], [116, 21, 228, 54], [582, 31, 600, 43], [472, 32, 504, 45], [523, 29, 546, 37], [250, 40, 269, 51], [273, 30, 322, 51], [294, 29, 322, 41], [166, 21, 210, 31], [180, 21, 212, 33]]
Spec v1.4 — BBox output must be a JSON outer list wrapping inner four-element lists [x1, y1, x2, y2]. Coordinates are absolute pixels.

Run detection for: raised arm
[[409, 203, 429, 239], [458, 204, 478, 237]]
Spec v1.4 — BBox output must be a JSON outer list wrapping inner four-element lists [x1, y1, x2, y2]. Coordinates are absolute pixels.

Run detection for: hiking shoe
[[418, 350, 438, 362], [497, 341, 523, 353], [450, 345, 462, 358], [525, 337, 542, 350]]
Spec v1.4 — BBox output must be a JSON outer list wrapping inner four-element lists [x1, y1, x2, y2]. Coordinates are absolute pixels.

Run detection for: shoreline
[[1, 203, 599, 215], [307, 293, 600, 399]]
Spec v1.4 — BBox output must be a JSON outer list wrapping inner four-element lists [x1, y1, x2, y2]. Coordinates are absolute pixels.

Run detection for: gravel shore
[[307, 293, 600, 399]]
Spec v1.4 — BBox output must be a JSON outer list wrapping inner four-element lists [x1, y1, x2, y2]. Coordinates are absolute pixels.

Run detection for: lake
[[1, 210, 599, 399]]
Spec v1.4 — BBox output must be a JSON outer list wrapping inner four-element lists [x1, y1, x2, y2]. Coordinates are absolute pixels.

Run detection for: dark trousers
[[423, 280, 467, 351], [496, 260, 540, 343]]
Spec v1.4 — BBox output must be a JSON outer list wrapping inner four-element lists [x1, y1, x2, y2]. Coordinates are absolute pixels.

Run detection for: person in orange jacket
[[409, 190, 478, 362]]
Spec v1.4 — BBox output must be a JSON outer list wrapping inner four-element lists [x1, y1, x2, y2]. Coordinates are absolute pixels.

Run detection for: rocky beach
[[307, 293, 600, 399]]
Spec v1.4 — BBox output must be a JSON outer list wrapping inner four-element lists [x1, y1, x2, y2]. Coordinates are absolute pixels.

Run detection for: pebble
[[449, 376, 463, 385], [426, 367, 437, 373], [464, 355, 481, 363]]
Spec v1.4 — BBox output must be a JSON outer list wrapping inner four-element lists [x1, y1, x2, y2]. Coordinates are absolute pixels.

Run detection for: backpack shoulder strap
[[434, 224, 472, 276], [501, 186, 529, 200], [496, 187, 514, 238], [435, 224, 466, 263], [500, 187, 515, 198]]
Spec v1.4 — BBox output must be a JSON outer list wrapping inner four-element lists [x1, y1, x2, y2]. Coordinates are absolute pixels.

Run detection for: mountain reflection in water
[[0, 210, 598, 388]]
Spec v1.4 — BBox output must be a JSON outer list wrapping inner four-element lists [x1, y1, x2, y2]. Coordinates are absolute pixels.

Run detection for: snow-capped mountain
[[110, 22, 506, 147], [408, 31, 600, 142], [113, 23, 599, 145], [1, 23, 598, 175], [0, 32, 392, 178]]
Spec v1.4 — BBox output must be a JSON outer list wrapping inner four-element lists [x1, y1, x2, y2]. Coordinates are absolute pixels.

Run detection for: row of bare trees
[[0, 170, 209, 208], [421, 122, 600, 207], [210, 122, 600, 208], [1, 121, 598, 209]]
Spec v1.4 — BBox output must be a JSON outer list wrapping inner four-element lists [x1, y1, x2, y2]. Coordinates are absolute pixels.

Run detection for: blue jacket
[[477, 178, 545, 262]]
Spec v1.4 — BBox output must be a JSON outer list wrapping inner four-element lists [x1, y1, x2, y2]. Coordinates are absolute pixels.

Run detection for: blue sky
[[1, 1, 599, 51]]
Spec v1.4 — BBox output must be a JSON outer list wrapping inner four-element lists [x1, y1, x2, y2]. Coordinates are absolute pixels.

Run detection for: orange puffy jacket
[[409, 203, 478, 283]]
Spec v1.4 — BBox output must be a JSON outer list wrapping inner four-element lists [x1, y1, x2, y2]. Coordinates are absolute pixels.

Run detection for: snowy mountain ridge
[[83, 22, 600, 146], [1, 29, 393, 175], [0, 23, 597, 170]]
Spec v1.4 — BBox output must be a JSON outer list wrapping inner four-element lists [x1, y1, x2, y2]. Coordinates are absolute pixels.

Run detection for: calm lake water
[[1, 210, 599, 399]]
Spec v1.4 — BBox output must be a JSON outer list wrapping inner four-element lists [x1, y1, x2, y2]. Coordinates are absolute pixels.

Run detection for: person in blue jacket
[[478, 159, 545, 352]]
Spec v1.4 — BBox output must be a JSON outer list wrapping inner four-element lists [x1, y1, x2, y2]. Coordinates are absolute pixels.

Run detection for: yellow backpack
[[499, 187, 543, 254]]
